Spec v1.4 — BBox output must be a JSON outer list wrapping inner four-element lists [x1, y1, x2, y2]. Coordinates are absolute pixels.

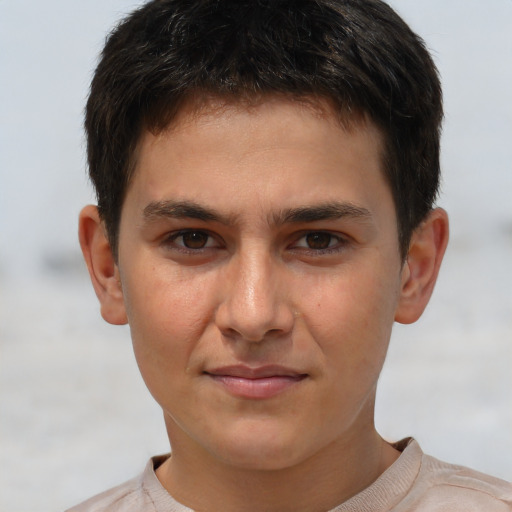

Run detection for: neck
[[156, 410, 399, 512]]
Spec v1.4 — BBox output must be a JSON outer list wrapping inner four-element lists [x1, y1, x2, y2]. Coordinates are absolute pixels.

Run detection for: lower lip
[[207, 374, 306, 399]]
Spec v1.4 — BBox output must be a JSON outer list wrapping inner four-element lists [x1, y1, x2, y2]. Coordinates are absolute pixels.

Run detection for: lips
[[204, 365, 307, 399]]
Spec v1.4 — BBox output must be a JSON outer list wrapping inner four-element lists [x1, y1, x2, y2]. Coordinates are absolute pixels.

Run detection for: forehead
[[126, 96, 392, 224], [136, 95, 385, 178], [159, 94, 371, 142]]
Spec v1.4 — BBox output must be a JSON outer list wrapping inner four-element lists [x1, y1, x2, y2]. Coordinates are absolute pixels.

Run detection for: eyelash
[[289, 231, 348, 254], [162, 229, 221, 252], [160, 229, 349, 256]]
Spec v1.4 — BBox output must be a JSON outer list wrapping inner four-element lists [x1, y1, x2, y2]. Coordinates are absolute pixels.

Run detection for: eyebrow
[[274, 202, 373, 225], [142, 199, 372, 226], [143, 200, 233, 224]]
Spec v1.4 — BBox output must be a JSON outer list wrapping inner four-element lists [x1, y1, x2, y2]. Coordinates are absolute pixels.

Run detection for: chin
[[208, 424, 317, 472]]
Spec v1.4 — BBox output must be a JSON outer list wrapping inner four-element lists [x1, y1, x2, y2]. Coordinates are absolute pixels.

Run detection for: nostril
[[219, 325, 291, 344], [220, 327, 244, 340]]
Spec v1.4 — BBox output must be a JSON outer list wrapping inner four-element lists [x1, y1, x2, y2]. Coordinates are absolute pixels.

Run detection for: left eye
[[293, 232, 342, 250]]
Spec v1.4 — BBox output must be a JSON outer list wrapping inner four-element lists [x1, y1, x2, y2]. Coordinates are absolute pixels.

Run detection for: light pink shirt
[[67, 439, 512, 511]]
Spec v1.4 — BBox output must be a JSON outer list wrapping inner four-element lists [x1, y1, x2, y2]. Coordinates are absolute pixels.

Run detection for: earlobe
[[394, 208, 449, 324], [78, 205, 128, 325]]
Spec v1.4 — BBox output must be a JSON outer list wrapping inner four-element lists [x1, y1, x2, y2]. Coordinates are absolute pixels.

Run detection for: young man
[[72, 0, 512, 510]]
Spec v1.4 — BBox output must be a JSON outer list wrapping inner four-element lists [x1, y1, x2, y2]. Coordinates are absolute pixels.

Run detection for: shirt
[[67, 439, 512, 511]]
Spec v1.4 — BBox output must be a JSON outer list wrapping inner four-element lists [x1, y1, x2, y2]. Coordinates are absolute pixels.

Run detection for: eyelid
[[158, 228, 350, 256], [161, 228, 223, 251], [288, 230, 350, 253]]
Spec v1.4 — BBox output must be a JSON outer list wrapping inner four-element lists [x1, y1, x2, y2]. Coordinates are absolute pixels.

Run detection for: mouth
[[204, 365, 308, 400]]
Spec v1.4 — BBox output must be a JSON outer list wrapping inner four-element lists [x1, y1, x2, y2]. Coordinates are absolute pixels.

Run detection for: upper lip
[[204, 365, 307, 379]]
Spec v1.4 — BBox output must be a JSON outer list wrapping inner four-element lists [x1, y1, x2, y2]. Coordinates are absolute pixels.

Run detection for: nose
[[215, 250, 295, 343]]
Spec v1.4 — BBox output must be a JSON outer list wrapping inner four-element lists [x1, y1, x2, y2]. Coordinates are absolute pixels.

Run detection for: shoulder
[[403, 447, 512, 511], [65, 477, 141, 512], [65, 455, 178, 512]]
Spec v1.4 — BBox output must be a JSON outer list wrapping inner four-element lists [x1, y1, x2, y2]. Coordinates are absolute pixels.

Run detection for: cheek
[[122, 267, 217, 372], [300, 263, 399, 364]]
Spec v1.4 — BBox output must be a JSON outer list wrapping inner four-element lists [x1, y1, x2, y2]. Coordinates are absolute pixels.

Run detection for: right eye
[[162, 230, 220, 251], [175, 231, 211, 249]]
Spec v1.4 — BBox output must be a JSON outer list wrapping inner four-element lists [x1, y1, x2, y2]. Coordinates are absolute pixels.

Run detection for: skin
[[79, 97, 449, 512]]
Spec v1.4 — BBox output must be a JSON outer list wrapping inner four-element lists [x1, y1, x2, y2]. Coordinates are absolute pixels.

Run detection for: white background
[[1, 1, 511, 510]]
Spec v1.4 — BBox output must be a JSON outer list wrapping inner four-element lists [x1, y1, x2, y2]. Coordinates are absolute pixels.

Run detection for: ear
[[78, 205, 128, 325], [394, 208, 449, 324]]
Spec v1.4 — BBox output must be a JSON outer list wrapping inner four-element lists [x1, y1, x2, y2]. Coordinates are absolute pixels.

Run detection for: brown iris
[[181, 231, 209, 249], [305, 232, 333, 249]]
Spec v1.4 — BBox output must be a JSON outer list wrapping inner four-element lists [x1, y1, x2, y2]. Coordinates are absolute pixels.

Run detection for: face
[[116, 98, 405, 471]]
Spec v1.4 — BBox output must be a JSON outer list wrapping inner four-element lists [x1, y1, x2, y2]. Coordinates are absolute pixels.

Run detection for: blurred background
[[1, 1, 511, 510]]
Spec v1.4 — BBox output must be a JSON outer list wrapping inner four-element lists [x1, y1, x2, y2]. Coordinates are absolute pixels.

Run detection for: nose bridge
[[217, 243, 293, 341], [238, 248, 274, 314]]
